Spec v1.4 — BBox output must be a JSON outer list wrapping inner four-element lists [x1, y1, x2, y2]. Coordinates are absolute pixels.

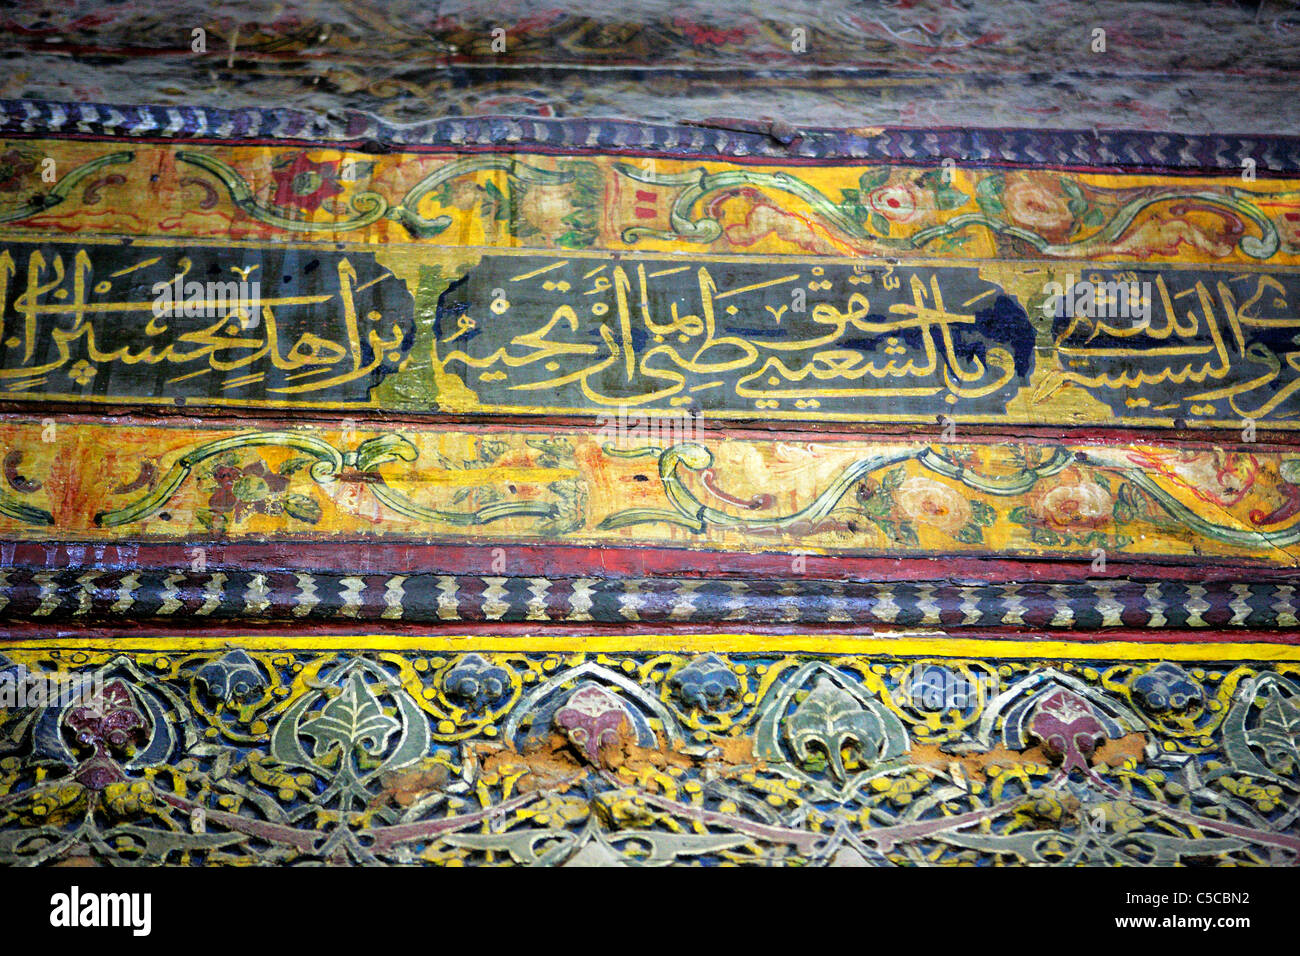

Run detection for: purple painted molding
[[2, 98, 1298, 174]]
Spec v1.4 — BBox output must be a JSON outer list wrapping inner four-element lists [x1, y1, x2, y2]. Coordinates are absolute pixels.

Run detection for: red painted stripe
[[0, 408, 1293, 450], [4, 539, 1298, 583], [0, 618, 1295, 645]]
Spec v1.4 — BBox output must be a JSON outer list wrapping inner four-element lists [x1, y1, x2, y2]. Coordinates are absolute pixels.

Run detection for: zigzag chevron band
[[0, 567, 1293, 631], [2, 98, 1298, 172]]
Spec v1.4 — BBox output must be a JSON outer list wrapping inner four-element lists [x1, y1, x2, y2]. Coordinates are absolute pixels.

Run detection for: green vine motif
[[175, 152, 575, 238], [598, 442, 1300, 551], [94, 431, 557, 529], [0, 151, 134, 225], [614, 164, 1282, 260], [0, 489, 52, 526], [0, 448, 53, 525]]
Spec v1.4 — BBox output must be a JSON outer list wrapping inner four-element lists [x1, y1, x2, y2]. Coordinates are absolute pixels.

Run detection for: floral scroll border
[[602, 441, 1300, 554], [0, 430, 1297, 568]]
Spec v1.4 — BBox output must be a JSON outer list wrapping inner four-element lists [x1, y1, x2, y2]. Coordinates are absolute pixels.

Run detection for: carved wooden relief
[[1, 5, 1299, 871]]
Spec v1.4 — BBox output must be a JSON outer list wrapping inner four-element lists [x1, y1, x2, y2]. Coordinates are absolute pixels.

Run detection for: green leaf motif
[[1113, 484, 1136, 523], [283, 494, 322, 525], [859, 168, 891, 193], [860, 492, 892, 518], [299, 673, 401, 761], [974, 175, 1005, 216], [1059, 178, 1085, 201], [483, 179, 508, 221], [935, 187, 968, 210], [1030, 526, 1062, 547], [555, 229, 590, 249], [194, 508, 226, 534]]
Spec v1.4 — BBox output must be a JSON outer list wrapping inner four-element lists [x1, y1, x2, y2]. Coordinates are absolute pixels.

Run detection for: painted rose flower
[[1126, 448, 1258, 507], [521, 184, 578, 235], [210, 460, 290, 521], [441, 178, 486, 210], [0, 148, 37, 193], [1250, 457, 1300, 527], [203, 458, 321, 531], [672, 16, 752, 47], [1280, 210, 1300, 249], [894, 476, 972, 533], [271, 153, 343, 212], [1003, 174, 1075, 240], [1027, 467, 1112, 531], [867, 181, 924, 223], [323, 469, 386, 524]]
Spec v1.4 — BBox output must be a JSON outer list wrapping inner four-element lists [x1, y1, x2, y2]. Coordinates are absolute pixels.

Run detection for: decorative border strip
[[0, 567, 1295, 632], [2, 637, 1298, 866], [4, 631, 1294, 659], [1, 420, 1295, 566], [3, 98, 1300, 173]]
